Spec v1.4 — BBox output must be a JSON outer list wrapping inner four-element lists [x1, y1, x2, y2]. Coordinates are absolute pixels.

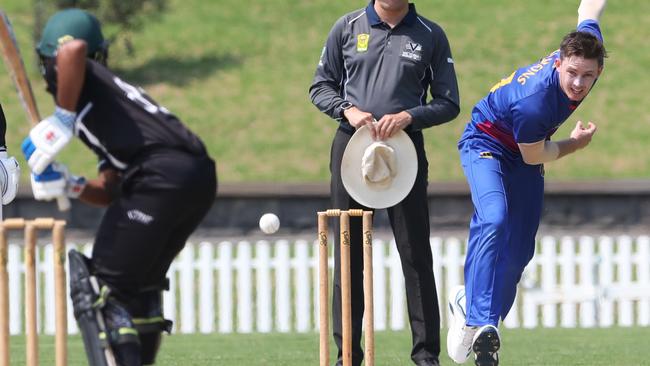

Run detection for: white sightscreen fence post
[[179, 244, 195, 333], [40, 244, 53, 335], [256, 240, 272, 333], [275, 240, 291, 332], [312, 238, 320, 332], [598, 236, 614, 327], [8, 245, 20, 334], [35, 245, 42, 334], [578, 236, 597, 327], [218, 241, 233, 333], [617, 236, 633, 327], [541, 236, 557, 327], [560, 236, 576, 328], [294, 240, 311, 333], [44, 245, 55, 334], [199, 242, 215, 333], [373, 240, 387, 331], [638, 236, 650, 326], [236, 241, 253, 333]]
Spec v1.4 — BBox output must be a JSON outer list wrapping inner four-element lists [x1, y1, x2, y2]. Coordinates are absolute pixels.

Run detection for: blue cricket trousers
[[459, 132, 544, 326]]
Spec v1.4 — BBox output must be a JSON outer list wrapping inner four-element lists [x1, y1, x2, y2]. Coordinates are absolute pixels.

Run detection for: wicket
[[0, 218, 67, 366], [317, 209, 374, 366]]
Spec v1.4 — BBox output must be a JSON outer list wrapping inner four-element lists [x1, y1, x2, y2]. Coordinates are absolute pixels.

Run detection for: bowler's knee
[[479, 208, 508, 236]]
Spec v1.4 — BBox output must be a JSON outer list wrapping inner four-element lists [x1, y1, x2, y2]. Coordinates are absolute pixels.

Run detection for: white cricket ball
[[259, 213, 280, 234]]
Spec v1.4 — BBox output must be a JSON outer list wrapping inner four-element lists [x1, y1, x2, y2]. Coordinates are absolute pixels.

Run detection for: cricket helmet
[[36, 8, 107, 61]]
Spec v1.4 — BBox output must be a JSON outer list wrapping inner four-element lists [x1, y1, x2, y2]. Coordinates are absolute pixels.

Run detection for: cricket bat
[[0, 10, 70, 211]]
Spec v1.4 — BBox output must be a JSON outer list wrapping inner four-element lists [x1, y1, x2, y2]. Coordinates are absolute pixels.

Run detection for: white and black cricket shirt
[[43, 59, 207, 172]]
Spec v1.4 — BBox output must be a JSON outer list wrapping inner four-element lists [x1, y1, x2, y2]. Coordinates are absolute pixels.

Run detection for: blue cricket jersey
[[461, 20, 604, 152]]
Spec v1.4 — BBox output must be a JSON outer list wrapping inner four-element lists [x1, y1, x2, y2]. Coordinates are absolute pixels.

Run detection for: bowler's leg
[[460, 140, 511, 327], [498, 162, 544, 320]]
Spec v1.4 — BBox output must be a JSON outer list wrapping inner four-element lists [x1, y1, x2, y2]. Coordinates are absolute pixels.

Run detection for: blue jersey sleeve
[[577, 19, 603, 43]]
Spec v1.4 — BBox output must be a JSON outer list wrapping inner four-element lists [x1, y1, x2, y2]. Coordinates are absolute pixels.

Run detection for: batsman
[[21, 9, 217, 365]]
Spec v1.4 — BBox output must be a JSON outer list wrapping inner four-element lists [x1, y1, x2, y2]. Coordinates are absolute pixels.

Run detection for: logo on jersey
[[127, 209, 154, 225], [357, 34, 370, 52], [517, 50, 556, 85], [401, 41, 422, 61]]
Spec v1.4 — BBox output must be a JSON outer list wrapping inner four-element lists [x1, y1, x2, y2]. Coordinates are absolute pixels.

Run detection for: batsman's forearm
[[56, 41, 86, 111], [77, 178, 116, 207]]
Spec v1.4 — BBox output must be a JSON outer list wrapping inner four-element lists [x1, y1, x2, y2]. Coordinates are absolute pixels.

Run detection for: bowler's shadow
[[112, 53, 241, 87]]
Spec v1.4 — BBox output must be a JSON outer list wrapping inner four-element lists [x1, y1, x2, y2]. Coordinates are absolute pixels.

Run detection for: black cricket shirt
[[43, 59, 207, 172]]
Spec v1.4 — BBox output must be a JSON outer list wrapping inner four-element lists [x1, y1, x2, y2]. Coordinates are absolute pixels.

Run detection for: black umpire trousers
[[330, 127, 441, 365]]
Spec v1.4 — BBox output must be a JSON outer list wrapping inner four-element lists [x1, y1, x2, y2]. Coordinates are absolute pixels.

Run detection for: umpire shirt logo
[[357, 33, 370, 52], [401, 40, 422, 61]]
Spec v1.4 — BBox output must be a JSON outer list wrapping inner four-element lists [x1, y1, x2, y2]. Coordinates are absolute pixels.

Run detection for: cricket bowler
[[448, 1, 607, 365]]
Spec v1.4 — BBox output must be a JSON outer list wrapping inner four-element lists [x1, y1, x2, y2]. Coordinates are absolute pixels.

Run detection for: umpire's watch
[[339, 101, 354, 118]]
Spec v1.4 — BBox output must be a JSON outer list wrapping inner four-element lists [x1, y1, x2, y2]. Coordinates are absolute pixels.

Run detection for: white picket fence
[[3, 234, 650, 335]]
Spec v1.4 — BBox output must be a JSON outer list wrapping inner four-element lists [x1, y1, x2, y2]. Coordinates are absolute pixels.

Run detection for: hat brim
[[341, 125, 418, 209]]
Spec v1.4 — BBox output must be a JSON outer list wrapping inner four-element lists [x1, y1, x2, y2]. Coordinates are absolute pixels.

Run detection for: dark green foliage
[[33, 0, 167, 54]]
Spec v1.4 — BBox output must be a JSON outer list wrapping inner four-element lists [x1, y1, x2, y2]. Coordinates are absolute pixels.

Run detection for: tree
[[33, 0, 168, 55]]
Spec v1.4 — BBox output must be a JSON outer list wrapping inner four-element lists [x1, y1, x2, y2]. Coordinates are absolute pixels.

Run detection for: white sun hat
[[341, 125, 418, 209]]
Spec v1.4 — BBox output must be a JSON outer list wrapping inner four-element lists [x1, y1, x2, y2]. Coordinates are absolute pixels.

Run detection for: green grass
[[8, 327, 650, 365], [1, 0, 649, 183]]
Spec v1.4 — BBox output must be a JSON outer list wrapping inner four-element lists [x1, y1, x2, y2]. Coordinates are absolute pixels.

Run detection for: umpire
[[309, 1, 459, 365], [21, 9, 216, 366]]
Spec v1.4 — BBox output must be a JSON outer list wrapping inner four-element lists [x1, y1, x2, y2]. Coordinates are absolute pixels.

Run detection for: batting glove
[[57, 163, 86, 199], [0, 150, 20, 205], [29, 163, 66, 201], [25, 106, 76, 175], [30, 162, 86, 201]]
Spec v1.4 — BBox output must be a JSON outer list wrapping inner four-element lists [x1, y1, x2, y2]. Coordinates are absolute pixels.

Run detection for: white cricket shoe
[[446, 285, 478, 364], [472, 324, 500, 366]]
